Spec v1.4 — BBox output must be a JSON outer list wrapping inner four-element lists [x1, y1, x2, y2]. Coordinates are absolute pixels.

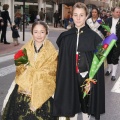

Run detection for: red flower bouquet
[[81, 34, 118, 98], [14, 48, 29, 66]]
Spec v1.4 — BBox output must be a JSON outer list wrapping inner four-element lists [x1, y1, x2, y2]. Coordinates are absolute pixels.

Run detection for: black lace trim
[[34, 42, 43, 53]]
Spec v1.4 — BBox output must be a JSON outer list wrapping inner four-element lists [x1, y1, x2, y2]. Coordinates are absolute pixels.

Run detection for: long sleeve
[[6, 11, 11, 25], [1, 11, 11, 25]]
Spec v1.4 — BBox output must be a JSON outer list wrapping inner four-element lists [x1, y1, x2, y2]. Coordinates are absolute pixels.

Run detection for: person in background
[[23, 14, 30, 28], [53, 2, 105, 120], [0, 16, 3, 33], [104, 7, 120, 81], [53, 10, 59, 28], [0, 10, 2, 32], [35, 14, 40, 21], [58, 15, 63, 27], [39, 8, 45, 21], [25, 14, 30, 26], [64, 12, 70, 29], [1, 21, 58, 120], [11, 25, 20, 46], [0, 4, 12, 44], [106, 12, 111, 18], [30, 12, 36, 23], [86, 7, 105, 39], [14, 10, 22, 28], [69, 13, 74, 28], [100, 9, 107, 21]]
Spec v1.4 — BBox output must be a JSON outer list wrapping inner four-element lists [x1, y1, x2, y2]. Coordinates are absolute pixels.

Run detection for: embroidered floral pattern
[[2, 85, 58, 120], [23, 113, 39, 120]]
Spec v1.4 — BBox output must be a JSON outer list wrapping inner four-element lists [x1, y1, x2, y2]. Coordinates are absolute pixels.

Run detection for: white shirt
[[110, 18, 119, 34]]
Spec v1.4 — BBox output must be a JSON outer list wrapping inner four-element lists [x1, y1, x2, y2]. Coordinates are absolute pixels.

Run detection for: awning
[[84, 0, 109, 7]]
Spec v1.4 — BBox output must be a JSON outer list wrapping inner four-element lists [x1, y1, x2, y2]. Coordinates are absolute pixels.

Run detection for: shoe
[[4, 42, 10, 44], [105, 71, 111, 76], [0, 41, 3, 43], [111, 76, 116, 81]]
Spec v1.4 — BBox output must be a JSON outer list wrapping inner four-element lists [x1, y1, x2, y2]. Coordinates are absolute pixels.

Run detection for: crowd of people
[[52, 7, 114, 30], [86, 6, 120, 81], [52, 4, 120, 83], [0, 2, 120, 120]]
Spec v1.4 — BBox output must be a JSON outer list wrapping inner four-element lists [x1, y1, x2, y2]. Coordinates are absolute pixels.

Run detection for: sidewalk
[[0, 43, 23, 56], [0, 31, 32, 57], [0, 25, 66, 57]]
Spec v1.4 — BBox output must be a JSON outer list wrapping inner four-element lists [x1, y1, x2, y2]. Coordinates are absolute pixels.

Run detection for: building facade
[[0, 0, 119, 24], [0, 0, 58, 23], [58, 0, 109, 20]]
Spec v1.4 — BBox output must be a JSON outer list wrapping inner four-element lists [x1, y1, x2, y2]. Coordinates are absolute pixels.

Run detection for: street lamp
[[23, 0, 25, 41]]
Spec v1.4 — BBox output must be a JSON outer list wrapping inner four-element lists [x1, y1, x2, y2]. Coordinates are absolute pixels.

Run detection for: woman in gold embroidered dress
[[2, 21, 58, 120]]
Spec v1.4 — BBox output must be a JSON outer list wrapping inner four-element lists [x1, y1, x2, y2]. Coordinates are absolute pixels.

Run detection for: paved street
[[0, 27, 120, 120]]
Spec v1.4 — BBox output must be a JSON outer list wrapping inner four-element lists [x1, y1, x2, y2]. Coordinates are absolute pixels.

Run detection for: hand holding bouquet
[[81, 34, 118, 98], [14, 48, 30, 66], [97, 19, 110, 32]]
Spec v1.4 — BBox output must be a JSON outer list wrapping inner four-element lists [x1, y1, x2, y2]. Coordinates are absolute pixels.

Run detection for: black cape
[[53, 26, 105, 120]]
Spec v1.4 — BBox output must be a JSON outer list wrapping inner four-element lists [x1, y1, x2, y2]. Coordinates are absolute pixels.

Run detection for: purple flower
[[97, 19, 102, 24]]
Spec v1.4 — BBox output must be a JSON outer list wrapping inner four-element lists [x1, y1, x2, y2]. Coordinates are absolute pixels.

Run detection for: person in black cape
[[104, 7, 120, 81], [53, 2, 105, 120]]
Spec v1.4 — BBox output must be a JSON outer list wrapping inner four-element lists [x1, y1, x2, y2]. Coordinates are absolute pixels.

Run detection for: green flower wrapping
[[81, 33, 118, 98]]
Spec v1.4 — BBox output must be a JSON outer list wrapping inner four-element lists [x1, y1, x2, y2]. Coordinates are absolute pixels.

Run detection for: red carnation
[[14, 50, 25, 60], [102, 44, 108, 49], [14, 48, 30, 66]]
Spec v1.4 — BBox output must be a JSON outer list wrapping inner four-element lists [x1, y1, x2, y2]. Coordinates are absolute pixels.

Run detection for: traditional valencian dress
[[2, 39, 58, 120], [86, 17, 105, 39], [53, 26, 105, 120]]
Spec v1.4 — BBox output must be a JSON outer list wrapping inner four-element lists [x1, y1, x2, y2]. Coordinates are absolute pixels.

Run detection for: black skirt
[[2, 85, 59, 120]]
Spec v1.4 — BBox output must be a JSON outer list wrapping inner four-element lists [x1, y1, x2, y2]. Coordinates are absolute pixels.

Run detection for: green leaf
[[14, 56, 28, 66], [23, 48, 28, 57], [14, 48, 30, 66]]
